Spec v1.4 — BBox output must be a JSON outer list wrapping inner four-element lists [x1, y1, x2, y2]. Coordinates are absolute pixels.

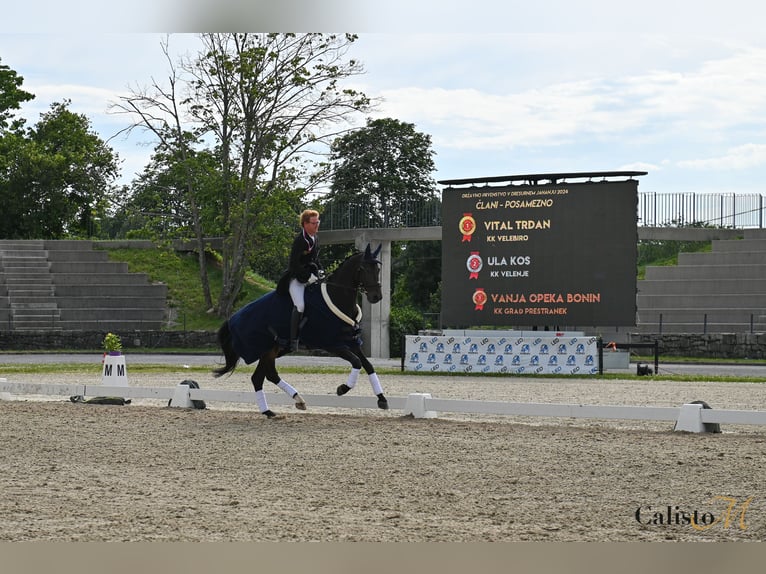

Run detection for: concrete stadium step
[[55, 296, 167, 309], [12, 324, 62, 331], [643, 264, 766, 280], [10, 306, 61, 330], [0, 240, 45, 251], [637, 279, 766, 295], [637, 293, 766, 308], [711, 238, 766, 252], [10, 302, 59, 310], [3, 271, 54, 280], [49, 261, 129, 273], [1, 259, 50, 269], [8, 298, 57, 307], [678, 251, 766, 265], [58, 308, 168, 320], [637, 232, 766, 335], [636, 308, 766, 322], [53, 284, 167, 297], [6, 282, 54, 290], [45, 250, 111, 262], [11, 311, 60, 319], [0, 249, 48, 258], [43, 239, 95, 249], [4, 281, 53, 290], [51, 273, 152, 285], [1, 240, 168, 333]]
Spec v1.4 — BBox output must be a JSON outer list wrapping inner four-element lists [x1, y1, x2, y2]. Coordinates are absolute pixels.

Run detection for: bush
[[388, 305, 425, 357]]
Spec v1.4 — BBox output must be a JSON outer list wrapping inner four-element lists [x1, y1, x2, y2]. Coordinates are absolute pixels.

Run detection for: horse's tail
[[212, 320, 239, 378]]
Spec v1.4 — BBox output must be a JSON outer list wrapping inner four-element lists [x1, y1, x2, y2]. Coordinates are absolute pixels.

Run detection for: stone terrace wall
[[2, 329, 766, 360], [630, 333, 766, 360], [0, 330, 218, 352]]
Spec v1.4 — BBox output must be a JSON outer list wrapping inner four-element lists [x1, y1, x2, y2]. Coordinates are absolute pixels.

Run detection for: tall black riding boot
[[290, 307, 303, 351]]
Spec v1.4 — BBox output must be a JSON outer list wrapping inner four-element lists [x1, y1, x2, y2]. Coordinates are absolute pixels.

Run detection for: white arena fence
[[3, 378, 766, 433]]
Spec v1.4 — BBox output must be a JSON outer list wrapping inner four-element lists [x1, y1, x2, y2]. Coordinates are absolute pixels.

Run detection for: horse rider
[[277, 209, 323, 351]]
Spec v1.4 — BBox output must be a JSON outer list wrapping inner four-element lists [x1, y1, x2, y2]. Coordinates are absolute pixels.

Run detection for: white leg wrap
[[255, 390, 269, 413], [277, 379, 298, 397], [369, 372, 383, 395], [345, 368, 361, 389]]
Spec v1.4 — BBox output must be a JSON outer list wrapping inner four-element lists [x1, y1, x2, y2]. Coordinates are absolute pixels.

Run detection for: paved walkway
[[1, 353, 765, 377], [0, 352, 403, 370]]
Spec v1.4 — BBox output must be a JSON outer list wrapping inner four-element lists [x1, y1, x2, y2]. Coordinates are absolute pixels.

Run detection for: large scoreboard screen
[[441, 178, 638, 327]]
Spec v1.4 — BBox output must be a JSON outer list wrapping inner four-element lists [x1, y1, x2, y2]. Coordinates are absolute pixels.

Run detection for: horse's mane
[[326, 250, 363, 280], [325, 245, 380, 282]]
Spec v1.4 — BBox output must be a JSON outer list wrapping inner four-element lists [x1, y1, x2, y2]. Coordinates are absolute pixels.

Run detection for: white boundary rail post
[[3, 381, 766, 431], [404, 393, 437, 418], [674, 403, 705, 433], [169, 383, 193, 408]]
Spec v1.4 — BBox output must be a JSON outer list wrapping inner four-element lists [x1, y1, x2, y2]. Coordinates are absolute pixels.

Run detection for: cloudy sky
[[3, 0, 766, 195]]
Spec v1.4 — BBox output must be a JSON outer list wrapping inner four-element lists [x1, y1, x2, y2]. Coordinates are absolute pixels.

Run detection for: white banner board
[[405, 333, 599, 375]]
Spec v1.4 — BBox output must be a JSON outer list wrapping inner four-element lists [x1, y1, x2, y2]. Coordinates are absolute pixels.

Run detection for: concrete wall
[[1, 329, 763, 360], [0, 330, 218, 351], [630, 333, 766, 360]]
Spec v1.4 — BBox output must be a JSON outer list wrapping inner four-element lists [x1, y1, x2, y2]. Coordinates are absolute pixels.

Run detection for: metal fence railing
[[637, 192, 765, 228], [320, 192, 766, 230]]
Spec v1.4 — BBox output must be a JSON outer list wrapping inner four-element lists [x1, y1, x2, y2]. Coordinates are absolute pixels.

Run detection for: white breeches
[[289, 278, 306, 312]]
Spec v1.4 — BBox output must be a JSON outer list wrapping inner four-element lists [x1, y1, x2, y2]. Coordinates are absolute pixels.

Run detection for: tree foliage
[[391, 240, 442, 315], [0, 57, 34, 131], [0, 99, 119, 239], [112, 33, 371, 317], [322, 117, 439, 229], [321, 117, 442, 330]]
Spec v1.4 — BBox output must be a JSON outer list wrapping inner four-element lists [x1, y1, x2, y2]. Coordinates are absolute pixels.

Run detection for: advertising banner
[[405, 333, 599, 375]]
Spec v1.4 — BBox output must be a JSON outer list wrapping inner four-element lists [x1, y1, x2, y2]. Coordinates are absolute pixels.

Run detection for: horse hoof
[[337, 383, 351, 396], [263, 410, 277, 418], [294, 394, 307, 410], [377, 395, 389, 410]]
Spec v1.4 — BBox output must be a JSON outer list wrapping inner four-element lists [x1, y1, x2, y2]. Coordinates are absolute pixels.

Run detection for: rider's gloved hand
[[307, 273, 319, 284]]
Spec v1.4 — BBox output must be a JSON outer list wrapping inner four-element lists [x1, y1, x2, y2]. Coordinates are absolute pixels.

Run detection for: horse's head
[[359, 244, 383, 304]]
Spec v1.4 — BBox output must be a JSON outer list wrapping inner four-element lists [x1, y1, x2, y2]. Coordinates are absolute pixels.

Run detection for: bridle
[[317, 253, 381, 327], [356, 260, 381, 295], [322, 254, 381, 295]]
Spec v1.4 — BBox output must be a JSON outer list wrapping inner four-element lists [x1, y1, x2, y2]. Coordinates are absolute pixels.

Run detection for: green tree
[[107, 148, 221, 240], [391, 240, 442, 316], [113, 33, 371, 317], [321, 117, 442, 328], [0, 57, 34, 131], [0, 58, 34, 237], [321, 117, 439, 229], [0, 100, 119, 239]]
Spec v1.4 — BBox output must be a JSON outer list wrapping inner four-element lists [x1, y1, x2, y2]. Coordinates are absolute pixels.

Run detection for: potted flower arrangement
[[102, 332, 123, 356], [101, 332, 128, 387]]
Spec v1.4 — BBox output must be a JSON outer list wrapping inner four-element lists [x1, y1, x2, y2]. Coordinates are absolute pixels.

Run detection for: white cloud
[[5, 27, 766, 192], [678, 144, 766, 170], [618, 161, 661, 173], [356, 46, 766, 160]]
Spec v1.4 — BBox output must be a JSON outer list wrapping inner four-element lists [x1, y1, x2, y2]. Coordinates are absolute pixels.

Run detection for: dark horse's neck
[[324, 252, 362, 319]]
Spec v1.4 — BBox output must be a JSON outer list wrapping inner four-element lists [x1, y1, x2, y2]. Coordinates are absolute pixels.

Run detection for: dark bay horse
[[212, 244, 388, 418]]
